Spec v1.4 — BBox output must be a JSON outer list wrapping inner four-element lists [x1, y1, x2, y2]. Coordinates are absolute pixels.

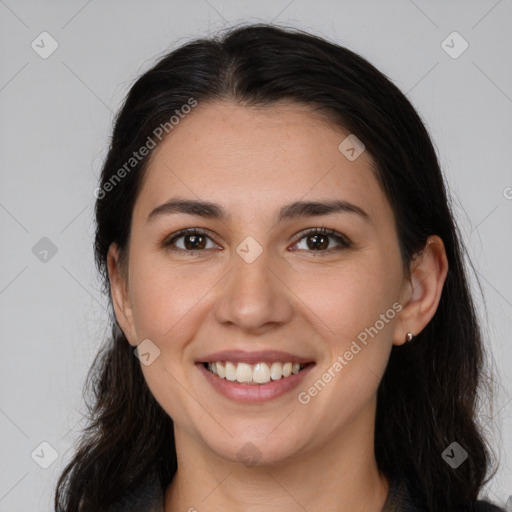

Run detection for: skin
[[108, 100, 448, 512]]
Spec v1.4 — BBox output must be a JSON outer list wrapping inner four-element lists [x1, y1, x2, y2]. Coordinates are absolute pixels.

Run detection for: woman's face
[[110, 100, 415, 466]]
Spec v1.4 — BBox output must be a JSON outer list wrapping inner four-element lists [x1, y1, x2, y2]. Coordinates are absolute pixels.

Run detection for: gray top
[[109, 472, 505, 511]]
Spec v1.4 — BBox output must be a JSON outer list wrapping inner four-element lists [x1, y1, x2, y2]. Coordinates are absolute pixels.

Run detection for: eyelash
[[162, 226, 351, 256]]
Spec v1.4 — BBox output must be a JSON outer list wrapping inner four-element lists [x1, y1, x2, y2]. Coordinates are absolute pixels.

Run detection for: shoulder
[[470, 500, 507, 512], [451, 497, 507, 511], [109, 472, 164, 512], [382, 476, 426, 511], [383, 474, 507, 512]]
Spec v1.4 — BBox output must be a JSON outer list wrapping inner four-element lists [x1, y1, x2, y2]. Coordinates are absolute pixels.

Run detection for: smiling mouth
[[202, 361, 311, 385]]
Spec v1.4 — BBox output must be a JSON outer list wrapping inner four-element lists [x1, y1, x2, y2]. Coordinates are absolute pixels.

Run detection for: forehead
[[134, 100, 390, 226]]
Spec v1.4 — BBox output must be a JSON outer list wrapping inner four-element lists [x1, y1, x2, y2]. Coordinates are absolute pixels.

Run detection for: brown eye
[[163, 228, 219, 254], [305, 233, 329, 250], [292, 227, 351, 254], [182, 233, 207, 250]]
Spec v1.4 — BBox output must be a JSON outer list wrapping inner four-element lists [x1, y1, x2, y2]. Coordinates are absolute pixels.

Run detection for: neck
[[164, 401, 388, 512]]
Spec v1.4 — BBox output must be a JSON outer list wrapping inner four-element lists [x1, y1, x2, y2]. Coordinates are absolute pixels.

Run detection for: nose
[[213, 243, 295, 335]]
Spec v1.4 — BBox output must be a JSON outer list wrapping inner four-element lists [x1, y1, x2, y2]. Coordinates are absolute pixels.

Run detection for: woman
[[54, 23, 505, 511]]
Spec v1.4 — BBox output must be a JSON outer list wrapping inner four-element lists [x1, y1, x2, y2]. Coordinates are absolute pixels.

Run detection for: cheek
[[292, 258, 400, 412], [140, 362, 210, 439], [128, 254, 220, 342], [292, 259, 400, 346], [296, 266, 397, 429]]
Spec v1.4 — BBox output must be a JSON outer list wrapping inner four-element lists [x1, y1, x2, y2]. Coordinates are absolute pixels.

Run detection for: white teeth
[[253, 363, 271, 384], [236, 363, 252, 383], [225, 361, 237, 381], [270, 362, 283, 380], [206, 361, 306, 384], [216, 362, 225, 378]]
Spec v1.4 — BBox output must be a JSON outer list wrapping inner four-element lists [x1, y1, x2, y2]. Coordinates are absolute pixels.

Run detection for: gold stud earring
[[406, 332, 414, 343]]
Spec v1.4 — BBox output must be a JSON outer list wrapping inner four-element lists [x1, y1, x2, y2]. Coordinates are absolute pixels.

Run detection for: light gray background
[[1, 1, 511, 510]]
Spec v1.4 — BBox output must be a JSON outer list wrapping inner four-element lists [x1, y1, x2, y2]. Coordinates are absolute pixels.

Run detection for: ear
[[392, 235, 449, 346], [107, 243, 137, 346]]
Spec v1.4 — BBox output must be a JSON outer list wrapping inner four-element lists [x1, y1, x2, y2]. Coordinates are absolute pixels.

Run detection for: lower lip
[[197, 363, 315, 403]]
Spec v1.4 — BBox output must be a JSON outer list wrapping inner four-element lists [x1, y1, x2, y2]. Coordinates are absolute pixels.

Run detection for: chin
[[204, 430, 306, 467]]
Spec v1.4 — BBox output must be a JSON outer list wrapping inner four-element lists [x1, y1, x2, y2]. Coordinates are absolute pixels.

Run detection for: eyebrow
[[147, 197, 371, 224]]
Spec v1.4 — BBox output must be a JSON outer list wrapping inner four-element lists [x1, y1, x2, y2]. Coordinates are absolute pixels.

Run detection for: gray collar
[[113, 472, 418, 512]]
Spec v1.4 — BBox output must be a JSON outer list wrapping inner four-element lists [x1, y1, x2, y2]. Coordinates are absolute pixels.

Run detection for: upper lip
[[197, 350, 315, 365]]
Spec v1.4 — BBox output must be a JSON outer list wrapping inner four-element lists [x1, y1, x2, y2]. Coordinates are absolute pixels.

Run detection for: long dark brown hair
[[54, 23, 500, 511]]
